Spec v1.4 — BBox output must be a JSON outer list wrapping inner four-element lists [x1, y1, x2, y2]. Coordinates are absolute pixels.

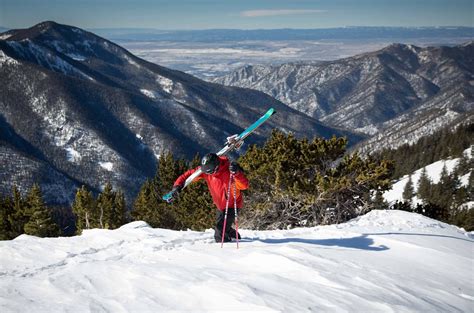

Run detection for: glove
[[229, 161, 242, 174], [169, 185, 183, 202]]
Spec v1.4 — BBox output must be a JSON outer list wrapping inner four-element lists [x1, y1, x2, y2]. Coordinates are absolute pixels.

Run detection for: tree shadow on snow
[[243, 235, 389, 251]]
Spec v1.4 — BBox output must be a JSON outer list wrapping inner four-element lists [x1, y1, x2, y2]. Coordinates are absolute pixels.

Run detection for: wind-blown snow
[[1, 210, 472, 312]]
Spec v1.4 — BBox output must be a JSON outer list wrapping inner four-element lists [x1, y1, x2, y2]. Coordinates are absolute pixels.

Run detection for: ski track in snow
[[0, 210, 472, 312]]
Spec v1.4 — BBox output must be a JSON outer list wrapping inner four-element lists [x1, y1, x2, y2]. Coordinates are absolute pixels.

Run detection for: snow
[[65, 147, 81, 163], [99, 161, 114, 171], [156, 75, 173, 93], [354, 124, 379, 135], [7, 41, 93, 81], [65, 53, 86, 61], [0, 210, 472, 312], [383, 148, 473, 206], [0, 50, 19, 66], [140, 88, 159, 99], [0, 34, 12, 40]]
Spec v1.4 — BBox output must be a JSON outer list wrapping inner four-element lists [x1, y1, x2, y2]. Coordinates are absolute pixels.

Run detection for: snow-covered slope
[[384, 148, 473, 206], [1, 210, 472, 312]]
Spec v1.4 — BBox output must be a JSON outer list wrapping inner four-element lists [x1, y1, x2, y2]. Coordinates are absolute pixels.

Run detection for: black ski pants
[[214, 208, 240, 242]]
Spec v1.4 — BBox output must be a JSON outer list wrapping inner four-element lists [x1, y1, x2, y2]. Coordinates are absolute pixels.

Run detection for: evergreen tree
[[132, 179, 161, 227], [372, 190, 388, 210], [433, 164, 455, 209], [417, 167, 432, 202], [449, 206, 474, 231], [96, 182, 115, 229], [109, 190, 127, 229], [239, 130, 393, 228], [9, 185, 29, 238], [454, 151, 472, 176], [0, 195, 14, 240], [402, 175, 415, 204], [96, 182, 129, 229], [468, 171, 474, 201], [132, 152, 181, 229], [23, 184, 60, 237], [72, 185, 96, 234], [375, 123, 473, 179], [391, 200, 412, 212]]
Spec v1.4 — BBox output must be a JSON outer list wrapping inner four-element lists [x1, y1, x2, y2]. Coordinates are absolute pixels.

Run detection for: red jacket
[[174, 156, 249, 211]]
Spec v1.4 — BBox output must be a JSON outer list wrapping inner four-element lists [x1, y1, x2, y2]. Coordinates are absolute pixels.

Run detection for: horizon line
[[1, 23, 474, 32]]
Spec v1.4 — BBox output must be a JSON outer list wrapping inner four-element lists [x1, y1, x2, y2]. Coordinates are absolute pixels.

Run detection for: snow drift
[[1, 210, 472, 312]]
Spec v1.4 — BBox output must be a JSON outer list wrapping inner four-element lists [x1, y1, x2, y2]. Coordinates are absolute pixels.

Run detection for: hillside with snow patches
[[384, 148, 473, 207], [1, 210, 472, 312], [1, 21, 357, 205], [214, 42, 474, 153]]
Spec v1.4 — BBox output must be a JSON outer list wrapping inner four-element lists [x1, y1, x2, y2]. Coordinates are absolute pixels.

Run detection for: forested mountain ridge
[[0, 21, 359, 204], [214, 42, 474, 152]]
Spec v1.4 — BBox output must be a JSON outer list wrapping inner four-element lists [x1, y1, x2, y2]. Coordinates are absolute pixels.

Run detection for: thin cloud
[[241, 9, 327, 18]]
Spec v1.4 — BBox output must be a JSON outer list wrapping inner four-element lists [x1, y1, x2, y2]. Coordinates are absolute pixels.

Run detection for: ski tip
[[266, 107, 276, 116]]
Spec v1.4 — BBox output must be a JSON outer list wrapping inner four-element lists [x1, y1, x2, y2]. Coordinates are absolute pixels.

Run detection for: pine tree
[[239, 130, 393, 228], [110, 190, 127, 229], [96, 182, 115, 229], [9, 185, 29, 237], [372, 190, 388, 210], [72, 185, 96, 234], [454, 152, 472, 176], [403, 175, 415, 204], [0, 195, 14, 240], [23, 184, 60, 237], [468, 171, 474, 201], [132, 179, 162, 227], [434, 164, 455, 209], [132, 153, 180, 229], [152, 152, 187, 229], [417, 167, 432, 203]]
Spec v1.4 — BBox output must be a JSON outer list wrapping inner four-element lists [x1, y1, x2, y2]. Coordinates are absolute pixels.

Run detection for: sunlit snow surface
[[1, 210, 472, 312]]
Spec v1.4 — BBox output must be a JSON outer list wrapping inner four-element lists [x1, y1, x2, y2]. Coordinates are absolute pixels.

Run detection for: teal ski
[[162, 107, 276, 202]]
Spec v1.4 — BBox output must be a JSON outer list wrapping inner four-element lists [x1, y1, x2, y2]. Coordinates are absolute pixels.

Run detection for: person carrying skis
[[168, 153, 248, 242]]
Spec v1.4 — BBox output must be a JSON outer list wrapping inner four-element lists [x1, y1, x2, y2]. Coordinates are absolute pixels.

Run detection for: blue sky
[[1, 0, 473, 29]]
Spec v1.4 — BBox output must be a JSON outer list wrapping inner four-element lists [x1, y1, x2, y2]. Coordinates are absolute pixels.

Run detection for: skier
[[168, 153, 248, 242]]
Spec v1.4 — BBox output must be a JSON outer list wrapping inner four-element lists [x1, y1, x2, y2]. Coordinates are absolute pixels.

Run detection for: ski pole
[[221, 173, 233, 248], [233, 175, 239, 249]]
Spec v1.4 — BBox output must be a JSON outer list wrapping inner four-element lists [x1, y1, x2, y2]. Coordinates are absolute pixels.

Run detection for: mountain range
[[214, 42, 474, 152], [0, 21, 358, 204]]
